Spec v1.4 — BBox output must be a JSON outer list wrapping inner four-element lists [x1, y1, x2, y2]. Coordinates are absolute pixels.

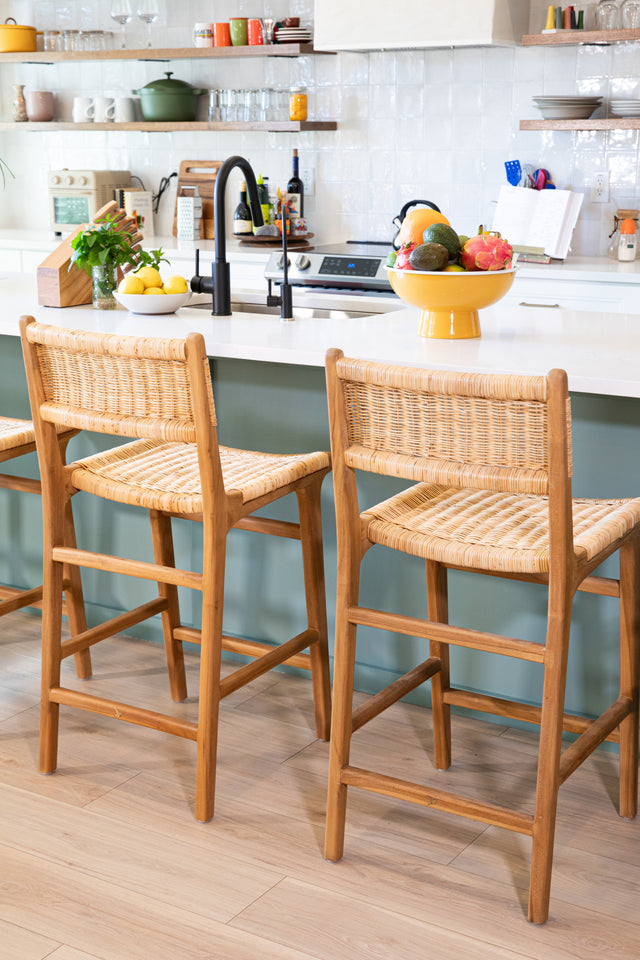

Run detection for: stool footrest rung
[[341, 765, 534, 835], [173, 626, 314, 672], [0, 583, 43, 615], [352, 657, 441, 733], [444, 687, 623, 744], [0, 473, 41, 494], [49, 686, 198, 740], [52, 545, 203, 591], [559, 696, 633, 783], [61, 598, 169, 659], [220, 629, 317, 697], [350, 606, 545, 662]]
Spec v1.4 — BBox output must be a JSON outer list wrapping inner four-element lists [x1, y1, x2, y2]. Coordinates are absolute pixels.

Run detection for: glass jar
[[289, 84, 307, 122], [595, 0, 621, 29], [92, 264, 118, 310], [621, 0, 640, 27]]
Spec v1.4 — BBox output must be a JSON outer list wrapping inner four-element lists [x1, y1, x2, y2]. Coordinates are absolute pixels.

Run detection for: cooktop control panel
[[264, 244, 393, 292]]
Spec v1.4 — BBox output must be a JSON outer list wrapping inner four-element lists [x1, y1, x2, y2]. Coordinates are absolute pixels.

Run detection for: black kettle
[[392, 199, 442, 249]]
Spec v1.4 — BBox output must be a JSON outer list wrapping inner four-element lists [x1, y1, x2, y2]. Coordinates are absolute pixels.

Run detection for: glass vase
[[92, 263, 118, 309]]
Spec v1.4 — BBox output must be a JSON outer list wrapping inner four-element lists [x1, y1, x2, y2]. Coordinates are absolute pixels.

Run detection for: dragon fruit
[[460, 234, 513, 272], [394, 241, 418, 270]]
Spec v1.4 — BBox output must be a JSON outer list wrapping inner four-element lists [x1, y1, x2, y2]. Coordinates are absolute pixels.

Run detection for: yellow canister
[[289, 85, 307, 122]]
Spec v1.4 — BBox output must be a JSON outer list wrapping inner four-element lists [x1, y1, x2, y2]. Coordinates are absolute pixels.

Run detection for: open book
[[491, 185, 584, 260]]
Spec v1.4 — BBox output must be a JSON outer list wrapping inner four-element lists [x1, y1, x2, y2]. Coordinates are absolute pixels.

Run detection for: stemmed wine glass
[[137, 0, 159, 48], [110, 0, 132, 49]]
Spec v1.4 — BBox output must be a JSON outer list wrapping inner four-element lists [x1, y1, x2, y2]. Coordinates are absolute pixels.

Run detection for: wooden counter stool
[[0, 417, 91, 679], [20, 317, 331, 823], [324, 349, 640, 923]]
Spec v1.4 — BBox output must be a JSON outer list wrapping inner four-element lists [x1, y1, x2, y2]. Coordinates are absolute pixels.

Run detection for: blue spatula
[[505, 160, 521, 186]]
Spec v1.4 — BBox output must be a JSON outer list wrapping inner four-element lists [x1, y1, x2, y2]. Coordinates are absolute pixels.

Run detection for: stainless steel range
[[264, 241, 395, 296]]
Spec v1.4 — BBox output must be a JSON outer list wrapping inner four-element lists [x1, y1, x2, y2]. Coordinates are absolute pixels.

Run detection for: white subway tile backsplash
[[2, 3, 640, 258]]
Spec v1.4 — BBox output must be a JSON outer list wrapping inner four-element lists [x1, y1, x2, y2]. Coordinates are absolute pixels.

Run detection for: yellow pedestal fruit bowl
[[386, 266, 516, 339]]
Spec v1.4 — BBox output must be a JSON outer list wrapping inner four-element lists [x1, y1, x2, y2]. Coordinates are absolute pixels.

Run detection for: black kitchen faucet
[[190, 155, 264, 316]]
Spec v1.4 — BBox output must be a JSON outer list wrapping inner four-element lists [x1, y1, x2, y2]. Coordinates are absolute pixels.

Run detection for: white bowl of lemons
[[114, 266, 191, 315]]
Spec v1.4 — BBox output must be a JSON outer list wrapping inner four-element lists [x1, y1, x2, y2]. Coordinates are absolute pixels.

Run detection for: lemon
[[444, 264, 465, 272], [133, 266, 163, 289], [162, 275, 188, 295], [118, 275, 145, 295], [143, 287, 166, 295]]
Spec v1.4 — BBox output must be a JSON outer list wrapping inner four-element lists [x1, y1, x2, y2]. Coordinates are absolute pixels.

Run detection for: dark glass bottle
[[286, 148, 304, 219], [233, 181, 252, 236]]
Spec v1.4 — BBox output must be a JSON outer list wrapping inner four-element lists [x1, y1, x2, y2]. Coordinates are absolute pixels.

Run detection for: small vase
[[12, 85, 27, 123], [91, 263, 118, 309]]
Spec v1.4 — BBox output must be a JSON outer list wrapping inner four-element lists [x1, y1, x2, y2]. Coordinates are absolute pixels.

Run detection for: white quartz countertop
[[3, 271, 640, 399]]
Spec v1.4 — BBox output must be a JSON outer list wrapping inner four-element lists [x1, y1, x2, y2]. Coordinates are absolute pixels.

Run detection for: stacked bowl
[[532, 95, 602, 119]]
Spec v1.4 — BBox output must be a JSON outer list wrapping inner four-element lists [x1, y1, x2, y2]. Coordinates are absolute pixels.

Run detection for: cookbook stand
[[37, 201, 143, 308]]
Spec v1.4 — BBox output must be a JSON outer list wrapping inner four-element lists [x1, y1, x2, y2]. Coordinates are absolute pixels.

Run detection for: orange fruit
[[397, 208, 450, 247]]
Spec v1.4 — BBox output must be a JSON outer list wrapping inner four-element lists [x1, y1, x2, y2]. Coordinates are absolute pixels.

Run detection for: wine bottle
[[233, 181, 252, 236], [256, 173, 270, 231], [286, 149, 304, 220]]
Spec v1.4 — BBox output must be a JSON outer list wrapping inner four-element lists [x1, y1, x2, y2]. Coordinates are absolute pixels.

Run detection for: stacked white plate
[[610, 99, 640, 117], [276, 26, 313, 43], [532, 95, 602, 119]]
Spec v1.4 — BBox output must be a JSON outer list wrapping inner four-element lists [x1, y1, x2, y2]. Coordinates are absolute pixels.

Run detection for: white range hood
[[313, 0, 531, 51]]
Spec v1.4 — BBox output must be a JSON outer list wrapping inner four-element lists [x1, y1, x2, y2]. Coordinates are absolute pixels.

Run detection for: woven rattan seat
[[0, 415, 90, 678], [71, 439, 330, 514], [324, 349, 640, 924], [20, 318, 331, 823], [364, 483, 640, 574]]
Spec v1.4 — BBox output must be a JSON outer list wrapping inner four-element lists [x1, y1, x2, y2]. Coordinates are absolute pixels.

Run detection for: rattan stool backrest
[[21, 322, 216, 444], [330, 354, 572, 497]]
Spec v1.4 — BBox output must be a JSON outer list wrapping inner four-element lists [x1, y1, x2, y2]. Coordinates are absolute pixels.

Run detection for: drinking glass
[[220, 89, 237, 122], [595, 0, 621, 29], [110, 0, 132, 49], [137, 0, 159, 48], [622, 0, 640, 27]]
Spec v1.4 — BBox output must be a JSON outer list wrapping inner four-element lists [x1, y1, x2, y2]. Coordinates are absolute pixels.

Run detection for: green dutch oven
[[132, 72, 207, 122]]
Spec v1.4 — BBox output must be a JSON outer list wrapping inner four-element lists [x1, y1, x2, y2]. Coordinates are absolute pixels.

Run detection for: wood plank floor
[[1, 609, 639, 959]]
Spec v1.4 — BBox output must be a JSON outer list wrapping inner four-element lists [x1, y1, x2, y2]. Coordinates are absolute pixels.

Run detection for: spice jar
[[289, 85, 307, 122]]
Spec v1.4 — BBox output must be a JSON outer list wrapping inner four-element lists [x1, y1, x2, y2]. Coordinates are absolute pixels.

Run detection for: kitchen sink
[[189, 299, 397, 320]]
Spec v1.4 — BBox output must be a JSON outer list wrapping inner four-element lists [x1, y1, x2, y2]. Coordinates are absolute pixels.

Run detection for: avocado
[[422, 223, 461, 260], [408, 242, 449, 272]]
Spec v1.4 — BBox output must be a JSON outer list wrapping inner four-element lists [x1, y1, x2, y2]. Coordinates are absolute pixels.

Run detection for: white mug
[[113, 96, 136, 122], [86, 96, 115, 122], [72, 95, 93, 122]]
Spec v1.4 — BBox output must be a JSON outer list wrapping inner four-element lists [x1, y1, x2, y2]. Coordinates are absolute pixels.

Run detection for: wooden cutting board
[[172, 160, 223, 240]]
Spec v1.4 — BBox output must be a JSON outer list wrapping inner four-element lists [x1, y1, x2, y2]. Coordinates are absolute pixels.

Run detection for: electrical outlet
[[300, 166, 315, 197], [591, 172, 610, 203]]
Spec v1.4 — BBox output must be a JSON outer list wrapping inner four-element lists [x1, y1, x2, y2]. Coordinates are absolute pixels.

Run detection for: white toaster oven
[[48, 169, 133, 233]]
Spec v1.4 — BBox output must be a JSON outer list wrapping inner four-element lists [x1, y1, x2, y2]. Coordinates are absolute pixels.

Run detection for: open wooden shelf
[[0, 119, 337, 132], [520, 118, 640, 131], [0, 43, 326, 64], [523, 28, 640, 46]]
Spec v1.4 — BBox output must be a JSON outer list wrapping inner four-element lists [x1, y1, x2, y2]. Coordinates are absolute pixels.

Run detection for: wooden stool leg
[[324, 532, 361, 861], [528, 580, 574, 924], [619, 535, 640, 820], [149, 509, 187, 703], [426, 560, 451, 770], [297, 480, 331, 741], [62, 501, 92, 680], [39, 493, 68, 775], [194, 526, 225, 823]]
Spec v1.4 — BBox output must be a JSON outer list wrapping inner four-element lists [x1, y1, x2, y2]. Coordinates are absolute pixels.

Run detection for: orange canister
[[289, 85, 307, 122]]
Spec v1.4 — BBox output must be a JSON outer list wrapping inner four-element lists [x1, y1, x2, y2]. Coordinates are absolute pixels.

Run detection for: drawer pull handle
[[519, 301, 560, 308]]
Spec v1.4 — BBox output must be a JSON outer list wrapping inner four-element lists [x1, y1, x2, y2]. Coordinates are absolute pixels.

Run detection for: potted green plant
[[69, 216, 169, 310]]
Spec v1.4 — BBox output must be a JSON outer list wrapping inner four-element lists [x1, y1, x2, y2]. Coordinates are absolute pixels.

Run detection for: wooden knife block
[[37, 201, 141, 308]]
